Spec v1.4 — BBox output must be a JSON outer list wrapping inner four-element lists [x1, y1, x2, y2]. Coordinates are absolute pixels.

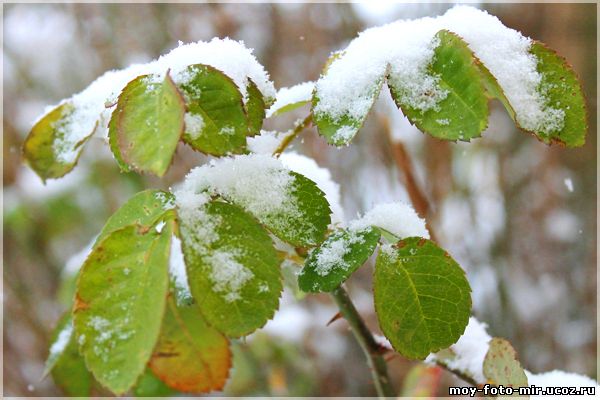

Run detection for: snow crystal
[[247, 130, 285, 155], [314, 5, 565, 135], [48, 320, 73, 360], [169, 235, 192, 305], [184, 112, 205, 140], [266, 81, 314, 117], [564, 178, 573, 192], [206, 249, 254, 303], [350, 201, 429, 239], [32, 38, 275, 163], [279, 152, 345, 224]]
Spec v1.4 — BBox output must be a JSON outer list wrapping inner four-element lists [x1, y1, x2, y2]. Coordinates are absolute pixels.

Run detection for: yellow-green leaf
[[23, 102, 96, 181], [111, 73, 185, 176], [74, 222, 172, 394], [483, 338, 528, 390]]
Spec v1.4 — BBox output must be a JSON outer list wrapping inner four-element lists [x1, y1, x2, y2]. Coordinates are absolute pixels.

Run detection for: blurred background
[[3, 2, 597, 397]]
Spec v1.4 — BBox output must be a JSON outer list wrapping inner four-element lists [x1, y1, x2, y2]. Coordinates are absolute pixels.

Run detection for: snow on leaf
[[25, 38, 275, 180], [46, 313, 93, 396], [389, 30, 488, 142], [23, 102, 96, 181], [175, 64, 248, 155], [298, 226, 380, 293], [180, 200, 282, 337], [74, 223, 172, 394], [175, 154, 331, 247], [349, 201, 430, 240], [312, 5, 586, 147]]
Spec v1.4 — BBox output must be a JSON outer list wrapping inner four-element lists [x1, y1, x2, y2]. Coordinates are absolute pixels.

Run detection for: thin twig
[[272, 114, 313, 157], [330, 286, 395, 398]]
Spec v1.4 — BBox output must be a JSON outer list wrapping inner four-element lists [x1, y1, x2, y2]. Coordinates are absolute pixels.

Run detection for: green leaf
[[23, 102, 96, 181], [259, 171, 331, 247], [298, 227, 380, 292], [110, 72, 185, 176], [149, 296, 231, 393], [133, 369, 176, 397], [374, 237, 471, 359], [483, 338, 528, 389], [528, 41, 587, 147], [74, 222, 172, 394], [46, 313, 93, 396], [312, 77, 384, 146], [244, 79, 266, 136], [389, 30, 488, 141], [177, 64, 248, 155], [181, 201, 282, 337], [269, 100, 310, 117], [96, 189, 175, 244]]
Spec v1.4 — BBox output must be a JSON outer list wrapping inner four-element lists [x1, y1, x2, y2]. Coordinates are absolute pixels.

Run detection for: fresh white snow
[[173, 154, 301, 302], [314, 5, 565, 135], [247, 130, 285, 155], [33, 38, 275, 164], [525, 370, 599, 399], [168, 235, 192, 305], [349, 201, 430, 239], [266, 81, 314, 117], [312, 229, 366, 276], [184, 112, 205, 140], [426, 316, 599, 391], [441, 317, 492, 383], [177, 154, 297, 222], [47, 320, 73, 362]]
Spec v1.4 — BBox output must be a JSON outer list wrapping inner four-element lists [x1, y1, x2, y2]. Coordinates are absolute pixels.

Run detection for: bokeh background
[[3, 2, 597, 397]]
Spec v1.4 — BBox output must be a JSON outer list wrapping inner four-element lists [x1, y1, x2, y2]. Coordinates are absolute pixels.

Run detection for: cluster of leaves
[[313, 30, 587, 148], [23, 64, 271, 181], [25, 19, 588, 398], [46, 172, 471, 396]]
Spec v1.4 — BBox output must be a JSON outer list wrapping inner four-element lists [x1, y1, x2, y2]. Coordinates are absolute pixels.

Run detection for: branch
[[272, 114, 312, 157], [330, 286, 395, 397]]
